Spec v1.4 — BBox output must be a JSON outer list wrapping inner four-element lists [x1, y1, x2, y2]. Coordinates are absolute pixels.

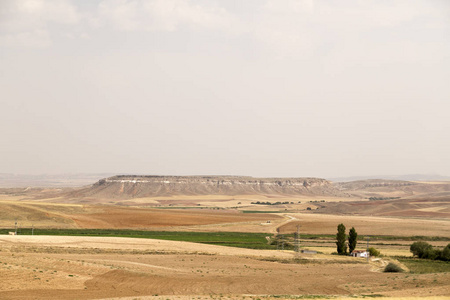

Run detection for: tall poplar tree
[[336, 223, 347, 255], [348, 227, 358, 253]]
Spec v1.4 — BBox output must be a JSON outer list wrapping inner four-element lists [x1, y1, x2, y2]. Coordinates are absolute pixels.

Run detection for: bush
[[384, 262, 403, 273], [368, 247, 380, 257]]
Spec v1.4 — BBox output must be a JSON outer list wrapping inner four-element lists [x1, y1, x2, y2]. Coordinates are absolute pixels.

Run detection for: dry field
[[275, 213, 450, 237], [0, 200, 281, 230], [313, 197, 450, 219], [1, 182, 450, 300], [0, 236, 449, 300], [2, 199, 450, 239]]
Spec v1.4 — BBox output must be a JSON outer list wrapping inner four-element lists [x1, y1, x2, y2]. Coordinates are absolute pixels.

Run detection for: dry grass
[[275, 213, 450, 237], [0, 236, 449, 299]]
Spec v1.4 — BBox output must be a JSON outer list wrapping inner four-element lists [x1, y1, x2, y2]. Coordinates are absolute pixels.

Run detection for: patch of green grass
[[0, 229, 278, 250], [397, 258, 450, 274], [3, 228, 448, 242]]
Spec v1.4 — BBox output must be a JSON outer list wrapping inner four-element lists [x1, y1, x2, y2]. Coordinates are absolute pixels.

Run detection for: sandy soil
[[0, 236, 449, 300]]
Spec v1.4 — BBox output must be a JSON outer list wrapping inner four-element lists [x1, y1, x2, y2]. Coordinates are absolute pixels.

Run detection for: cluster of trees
[[410, 241, 450, 261], [336, 223, 358, 255], [368, 196, 401, 201], [251, 201, 294, 205]]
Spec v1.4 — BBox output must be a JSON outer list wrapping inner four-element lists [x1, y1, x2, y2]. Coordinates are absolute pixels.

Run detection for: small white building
[[350, 250, 368, 258]]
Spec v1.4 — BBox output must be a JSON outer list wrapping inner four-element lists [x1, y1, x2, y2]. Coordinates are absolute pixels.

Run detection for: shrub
[[384, 262, 403, 273], [368, 247, 380, 257]]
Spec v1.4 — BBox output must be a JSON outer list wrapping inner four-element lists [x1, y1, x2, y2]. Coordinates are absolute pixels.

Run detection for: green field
[[0, 229, 279, 250], [2, 228, 449, 252], [397, 257, 450, 274]]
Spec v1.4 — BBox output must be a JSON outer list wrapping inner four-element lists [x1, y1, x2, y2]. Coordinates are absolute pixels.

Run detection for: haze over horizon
[[1, 0, 449, 179]]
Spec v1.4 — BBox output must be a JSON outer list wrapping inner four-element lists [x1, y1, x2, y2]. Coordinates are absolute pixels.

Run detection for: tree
[[439, 243, 450, 261], [410, 241, 433, 258], [348, 227, 358, 253], [336, 223, 347, 255]]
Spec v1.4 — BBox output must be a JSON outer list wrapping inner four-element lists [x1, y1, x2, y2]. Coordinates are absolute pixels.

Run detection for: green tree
[[440, 243, 450, 261], [336, 223, 347, 255], [348, 227, 357, 253], [410, 241, 433, 258]]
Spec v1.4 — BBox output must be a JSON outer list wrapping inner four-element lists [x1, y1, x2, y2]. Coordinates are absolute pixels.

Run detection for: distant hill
[[69, 175, 349, 199], [333, 178, 450, 200], [328, 174, 450, 182]]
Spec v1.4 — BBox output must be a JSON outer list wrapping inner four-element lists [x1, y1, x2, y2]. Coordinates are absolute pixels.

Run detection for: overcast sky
[[1, 0, 449, 178]]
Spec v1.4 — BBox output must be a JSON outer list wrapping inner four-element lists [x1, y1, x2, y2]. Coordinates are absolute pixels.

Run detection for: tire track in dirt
[[90, 259, 188, 273], [274, 214, 298, 233]]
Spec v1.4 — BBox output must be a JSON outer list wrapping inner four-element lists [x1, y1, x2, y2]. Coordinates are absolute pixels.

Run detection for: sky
[[1, 0, 449, 178]]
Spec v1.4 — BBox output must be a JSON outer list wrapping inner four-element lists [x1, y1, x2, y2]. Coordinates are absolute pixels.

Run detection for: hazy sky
[[1, 0, 449, 178]]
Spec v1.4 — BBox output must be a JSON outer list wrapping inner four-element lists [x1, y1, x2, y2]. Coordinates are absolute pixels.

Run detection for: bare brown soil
[[71, 206, 279, 229], [0, 200, 281, 229], [0, 236, 449, 299]]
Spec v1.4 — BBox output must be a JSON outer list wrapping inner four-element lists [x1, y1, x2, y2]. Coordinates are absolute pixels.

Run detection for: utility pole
[[366, 236, 370, 262], [32, 224, 34, 236], [277, 234, 285, 251], [276, 235, 280, 250], [295, 225, 301, 253], [14, 219, 17, 235]]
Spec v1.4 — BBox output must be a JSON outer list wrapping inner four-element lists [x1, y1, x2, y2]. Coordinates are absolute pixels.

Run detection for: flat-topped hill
[[70, 175, 347, 199]]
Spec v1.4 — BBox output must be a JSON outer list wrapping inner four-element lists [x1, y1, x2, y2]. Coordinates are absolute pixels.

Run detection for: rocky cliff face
[[76, 175, 346, 199]]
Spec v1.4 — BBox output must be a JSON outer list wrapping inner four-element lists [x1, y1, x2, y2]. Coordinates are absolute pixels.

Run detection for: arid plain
[[1, 176, 449, 299]]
